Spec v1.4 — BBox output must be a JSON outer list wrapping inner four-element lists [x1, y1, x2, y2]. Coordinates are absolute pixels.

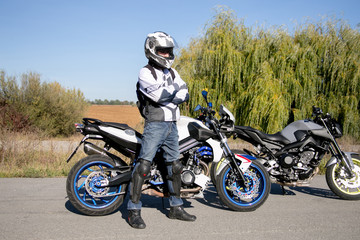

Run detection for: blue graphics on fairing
[[73, 161, 122, 209]]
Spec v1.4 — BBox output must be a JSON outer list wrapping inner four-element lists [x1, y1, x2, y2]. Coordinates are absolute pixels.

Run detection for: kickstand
[[281, 186, 286, 195], [161, 197, 165, 209]]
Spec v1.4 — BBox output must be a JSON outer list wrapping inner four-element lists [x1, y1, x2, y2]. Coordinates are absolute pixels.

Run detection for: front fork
[[219, 132, 249, 188], [326, 144, 355, 178], [321, 118, 355, 177]]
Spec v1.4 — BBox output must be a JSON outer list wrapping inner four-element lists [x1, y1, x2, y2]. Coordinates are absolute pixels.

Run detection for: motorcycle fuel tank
[[281, 120, 323, 143]]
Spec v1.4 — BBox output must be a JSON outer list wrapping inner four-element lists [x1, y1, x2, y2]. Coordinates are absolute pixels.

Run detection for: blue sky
[[1, 0, 359, 102]]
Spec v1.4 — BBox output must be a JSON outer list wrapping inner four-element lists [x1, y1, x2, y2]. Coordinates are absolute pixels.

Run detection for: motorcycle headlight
[[331, 120, 343, 138]]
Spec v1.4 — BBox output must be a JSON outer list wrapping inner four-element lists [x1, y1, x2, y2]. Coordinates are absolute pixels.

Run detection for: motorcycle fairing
[[177, 116, 207, 140], [235, 154, 252, 172], [310, 128, 333, 140], [179, 137, 200, 153], [187, 122, 217, 141], [215, 154, 256, 176], [177, 116, 223, 165]]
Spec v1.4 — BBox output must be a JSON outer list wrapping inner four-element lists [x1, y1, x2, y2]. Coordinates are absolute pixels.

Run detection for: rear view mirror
[[201, 90, 208, 103], [194, 104, 202, 112]]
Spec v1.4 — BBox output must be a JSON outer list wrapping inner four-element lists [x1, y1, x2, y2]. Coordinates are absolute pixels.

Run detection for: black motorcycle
[[231, 106, 360, 200]]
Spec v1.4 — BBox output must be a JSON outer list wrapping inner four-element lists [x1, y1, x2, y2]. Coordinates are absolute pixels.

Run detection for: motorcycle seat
[[103, 122, 142, 138], [235, 126, 291, 145]]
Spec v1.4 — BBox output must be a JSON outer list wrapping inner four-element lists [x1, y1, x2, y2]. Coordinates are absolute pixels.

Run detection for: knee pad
[[166, 160, 183, 197], [171, 160, 183, 176], [135, 159, 151, 177], [130, 159, 151, 203]]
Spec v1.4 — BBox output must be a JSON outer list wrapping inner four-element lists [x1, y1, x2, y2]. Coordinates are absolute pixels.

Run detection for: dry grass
[[0, 130, 85, 177], [86, 105, 143, 129], [0, 105, 143, 177]]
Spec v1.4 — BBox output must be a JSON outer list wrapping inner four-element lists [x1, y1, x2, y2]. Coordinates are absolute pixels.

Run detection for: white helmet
[[144, 31, 177, 69]]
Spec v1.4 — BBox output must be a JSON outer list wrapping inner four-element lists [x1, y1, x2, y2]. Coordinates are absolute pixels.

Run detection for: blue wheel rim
[[222, 163, 267, 207], [73, 161, 122, 209]]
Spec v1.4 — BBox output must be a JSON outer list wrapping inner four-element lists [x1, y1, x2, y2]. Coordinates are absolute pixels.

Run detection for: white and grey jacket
[[137, 63, 189, 122]]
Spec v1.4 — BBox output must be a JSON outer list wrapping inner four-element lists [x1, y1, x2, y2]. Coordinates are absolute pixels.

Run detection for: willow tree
[[175, 7, 360, 138]]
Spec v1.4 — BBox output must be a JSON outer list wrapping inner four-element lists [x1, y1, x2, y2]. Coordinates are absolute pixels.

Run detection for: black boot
[[168, 205, 196, 221], [128, 210, 146, 229]]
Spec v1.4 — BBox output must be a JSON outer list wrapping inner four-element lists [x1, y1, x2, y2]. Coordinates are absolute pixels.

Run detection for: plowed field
[[85, 105, 142, 129]]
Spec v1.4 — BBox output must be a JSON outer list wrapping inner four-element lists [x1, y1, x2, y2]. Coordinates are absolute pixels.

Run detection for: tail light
[[75, 123, 84, 132]]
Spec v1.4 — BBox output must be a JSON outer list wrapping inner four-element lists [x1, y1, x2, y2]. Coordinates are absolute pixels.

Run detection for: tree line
[[175, 7, 360, 139], [88, 99, 135, 106]]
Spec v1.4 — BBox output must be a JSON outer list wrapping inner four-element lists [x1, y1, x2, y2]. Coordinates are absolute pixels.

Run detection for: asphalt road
[[0, 176, 359, 240]]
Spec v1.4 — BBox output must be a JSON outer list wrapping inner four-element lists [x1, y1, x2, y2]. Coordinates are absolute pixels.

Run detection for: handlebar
[[312, 106, 323, 117], [312, 106, 333, 122]]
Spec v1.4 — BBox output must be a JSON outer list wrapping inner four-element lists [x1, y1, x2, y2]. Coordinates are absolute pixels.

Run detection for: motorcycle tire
[[216, 160, 270, 211], [325, 155, 360, 200], [66, 155, 128, 216]]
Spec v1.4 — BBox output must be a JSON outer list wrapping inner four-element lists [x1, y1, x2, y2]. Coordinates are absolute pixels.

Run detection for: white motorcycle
[[65, 90, 270, 215]]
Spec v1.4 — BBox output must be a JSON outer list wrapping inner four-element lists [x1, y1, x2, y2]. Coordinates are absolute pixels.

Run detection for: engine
[[145, 145, 212, 199], [279, 153, 297, 168], [278, 151, 315, 168], [273, 148, 317, 182], [179, 146, 211, 198]]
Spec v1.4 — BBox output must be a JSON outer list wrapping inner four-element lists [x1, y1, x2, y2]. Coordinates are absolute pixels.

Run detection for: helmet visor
[[156, 47, 174, 60]]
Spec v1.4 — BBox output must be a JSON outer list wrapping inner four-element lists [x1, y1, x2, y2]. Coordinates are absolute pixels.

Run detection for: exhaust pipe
[[84, 142, 106, 155]]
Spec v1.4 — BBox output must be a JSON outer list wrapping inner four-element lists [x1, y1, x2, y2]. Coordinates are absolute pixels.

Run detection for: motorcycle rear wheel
[[66, 155, 128, 216], [216, 160, 270, 211], [326, 155, 360, 200]]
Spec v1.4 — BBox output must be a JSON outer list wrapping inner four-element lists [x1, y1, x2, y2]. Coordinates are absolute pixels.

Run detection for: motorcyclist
[[127, 31, 196, 229]]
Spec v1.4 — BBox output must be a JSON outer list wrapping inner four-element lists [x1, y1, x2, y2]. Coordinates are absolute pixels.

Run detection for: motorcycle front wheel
[[216, 160, 270, 211], [66, 155, 128, 216], [326, 155, 360, 200]]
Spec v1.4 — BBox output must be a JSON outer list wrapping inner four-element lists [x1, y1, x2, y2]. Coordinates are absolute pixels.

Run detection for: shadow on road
[[194, 184, 228, 210], [270, 183, 339, 200], [65, 181, 341, 218], [65, 193, 200, 219], [65, 200, 87, 215]]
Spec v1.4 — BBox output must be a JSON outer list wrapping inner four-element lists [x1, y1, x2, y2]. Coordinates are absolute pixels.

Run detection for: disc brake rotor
[[85, 171, 110, 197], [229, 170, 260, 200], [337, 165, 360, 190]]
